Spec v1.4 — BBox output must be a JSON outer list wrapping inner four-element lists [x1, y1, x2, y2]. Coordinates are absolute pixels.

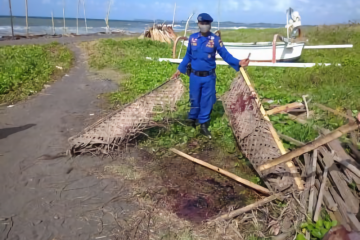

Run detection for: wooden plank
[[308, 150, 318, 218], [328, 186, 351, 230], [348, 143, 360, 162], [320, 148, 359, 214], [314, 168, 328, 221], [347, 110, 358, 146], [300, 153, 311, 206], [240, 68, 303, 190], [170, 148, 271, 195], [259, 121, 360, 171], [266, 102, 304, 115], [314, 103, 354, 121], [347, 213, 360, 231], [315, 179, 337, 212]]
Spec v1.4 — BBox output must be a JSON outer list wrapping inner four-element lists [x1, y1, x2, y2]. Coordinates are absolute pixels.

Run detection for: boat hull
[[183, 41, 305, 62]]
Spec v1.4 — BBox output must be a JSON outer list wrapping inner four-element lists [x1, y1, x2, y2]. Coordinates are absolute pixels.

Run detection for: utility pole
[[8, 0, 15, 39]]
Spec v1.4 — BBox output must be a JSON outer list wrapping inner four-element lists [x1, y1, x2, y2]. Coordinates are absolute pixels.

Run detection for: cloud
[[42, 0, 51, 3]]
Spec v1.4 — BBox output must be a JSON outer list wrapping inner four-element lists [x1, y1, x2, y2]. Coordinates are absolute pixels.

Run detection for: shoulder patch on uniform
[[219, 39, 224, 47]]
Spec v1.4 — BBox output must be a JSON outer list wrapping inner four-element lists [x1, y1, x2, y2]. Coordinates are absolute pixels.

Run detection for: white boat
[[183, 40, 305, 62]]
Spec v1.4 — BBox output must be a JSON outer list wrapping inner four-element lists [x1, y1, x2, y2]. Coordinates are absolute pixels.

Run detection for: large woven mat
[[69, 78, 185, 155], [222, 73, 295, 192]]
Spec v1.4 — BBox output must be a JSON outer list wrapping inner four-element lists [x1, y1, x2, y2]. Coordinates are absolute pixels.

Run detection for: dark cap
[[197, 13, 213, 23]]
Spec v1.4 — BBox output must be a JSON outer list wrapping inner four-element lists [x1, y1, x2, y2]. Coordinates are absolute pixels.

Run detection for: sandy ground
[[0, 45, 136, 240]]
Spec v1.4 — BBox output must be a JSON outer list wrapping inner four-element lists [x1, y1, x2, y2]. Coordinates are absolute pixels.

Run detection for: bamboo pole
[[62, 0, 66, 34], [240, 68, 304, 190], [178, 12, 194, 59], [266, 102, 304, 115], [105, 0, 112, 34], [8, 0, 14, 39], [25, 0, 29, 37], [82, 0, 88, 33], [77, 0, 80, 35], [170, 148, 271, 195], [278, 133, 305, 147], [315, 103, 354, 122], [214, 194, 281, 221], [172, 2, 176, 27], [308, 150, 317, 218], [51, 11, 55, 35], [258, 120, 360, 172], [314, 167, 328, 221]]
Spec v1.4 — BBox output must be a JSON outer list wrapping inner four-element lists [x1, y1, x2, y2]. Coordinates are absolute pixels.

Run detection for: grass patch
[[83, 24, 360, 178], [0, 42, 73, 104]]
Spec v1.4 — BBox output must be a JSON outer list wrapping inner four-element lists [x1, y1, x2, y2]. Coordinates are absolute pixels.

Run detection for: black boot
[[200, 122, 212, 139], [187, 119, 197, 128]]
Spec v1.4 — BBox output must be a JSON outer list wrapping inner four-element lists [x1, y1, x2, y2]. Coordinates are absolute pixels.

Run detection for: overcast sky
[[1, 0, 359, 25]]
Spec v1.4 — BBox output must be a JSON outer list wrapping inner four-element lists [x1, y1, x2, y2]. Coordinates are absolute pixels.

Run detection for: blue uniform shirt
[[178, 32, 240, 73]]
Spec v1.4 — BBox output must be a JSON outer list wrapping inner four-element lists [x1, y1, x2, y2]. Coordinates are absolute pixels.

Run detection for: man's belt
[[191, 69, 215, 77]]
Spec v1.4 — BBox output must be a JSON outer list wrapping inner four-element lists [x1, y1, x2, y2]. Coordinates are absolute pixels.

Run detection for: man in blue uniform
[[172, 13, 250, 138]]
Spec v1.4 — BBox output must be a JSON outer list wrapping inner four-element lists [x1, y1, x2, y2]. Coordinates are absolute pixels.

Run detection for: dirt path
[[0, 46, 135, 240]]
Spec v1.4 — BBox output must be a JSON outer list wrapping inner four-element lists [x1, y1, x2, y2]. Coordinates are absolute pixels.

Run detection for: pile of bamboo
[[257, 103, 360, 233], [144, 24, 177, 44]]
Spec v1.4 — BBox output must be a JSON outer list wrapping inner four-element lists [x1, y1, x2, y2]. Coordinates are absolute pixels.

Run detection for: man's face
[[198, 21, 211, 33]]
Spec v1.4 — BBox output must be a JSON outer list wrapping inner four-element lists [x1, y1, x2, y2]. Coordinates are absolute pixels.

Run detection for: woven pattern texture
[[69, 79, 184, 154], [222, 74, 295, 192]]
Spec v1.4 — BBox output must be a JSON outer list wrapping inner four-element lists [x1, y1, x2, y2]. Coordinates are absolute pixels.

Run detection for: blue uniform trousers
[[188, 73, 216, 124]]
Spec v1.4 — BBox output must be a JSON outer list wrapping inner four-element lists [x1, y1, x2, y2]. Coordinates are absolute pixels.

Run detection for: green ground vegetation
[[83, 24, 360, 182], [0, 42, 73, 104]]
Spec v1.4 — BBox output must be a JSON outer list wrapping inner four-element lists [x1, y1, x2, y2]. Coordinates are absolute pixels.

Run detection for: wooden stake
[[266, 102, 304, 115], [314, 168, 328, 221], [315, 103, 354, 122], [308, 150, 317, 218], [302, 95, 309, 118], [214, 194, 281, 221], [170, 148, 270, 195], [258, 121, 360, 171], [178, 12, 194, 59], [25, 0, 29, 37], [51, 11, 55, 35], [8, 0, 14, 39], [240, 68, 304, 190]]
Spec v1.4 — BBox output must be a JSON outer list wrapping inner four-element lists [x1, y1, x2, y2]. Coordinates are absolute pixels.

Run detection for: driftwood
[[314, 168, 328, 221], [266, 102, 304, 115], [214, 194, 282, 221], [169, 148, 271, 195], [328, 186, 352, 231], [334, 156, 360, 178], [258, 121, 360, 172], [320, 148, 359, 214], [347, 213, 360, 231], [348, 143, 360, 162], [144, 24, 177, 43]]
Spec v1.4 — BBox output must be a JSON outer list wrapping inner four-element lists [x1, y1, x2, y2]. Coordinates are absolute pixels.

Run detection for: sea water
[[0, 16, 284, 36]]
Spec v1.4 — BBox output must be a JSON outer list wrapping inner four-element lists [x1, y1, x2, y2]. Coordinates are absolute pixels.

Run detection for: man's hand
[[240, 58, 250, 67], [171, 70, 181, 79]]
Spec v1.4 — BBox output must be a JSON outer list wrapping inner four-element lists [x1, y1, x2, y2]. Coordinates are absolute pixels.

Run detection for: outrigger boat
[[173, 8, 352, 63]]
